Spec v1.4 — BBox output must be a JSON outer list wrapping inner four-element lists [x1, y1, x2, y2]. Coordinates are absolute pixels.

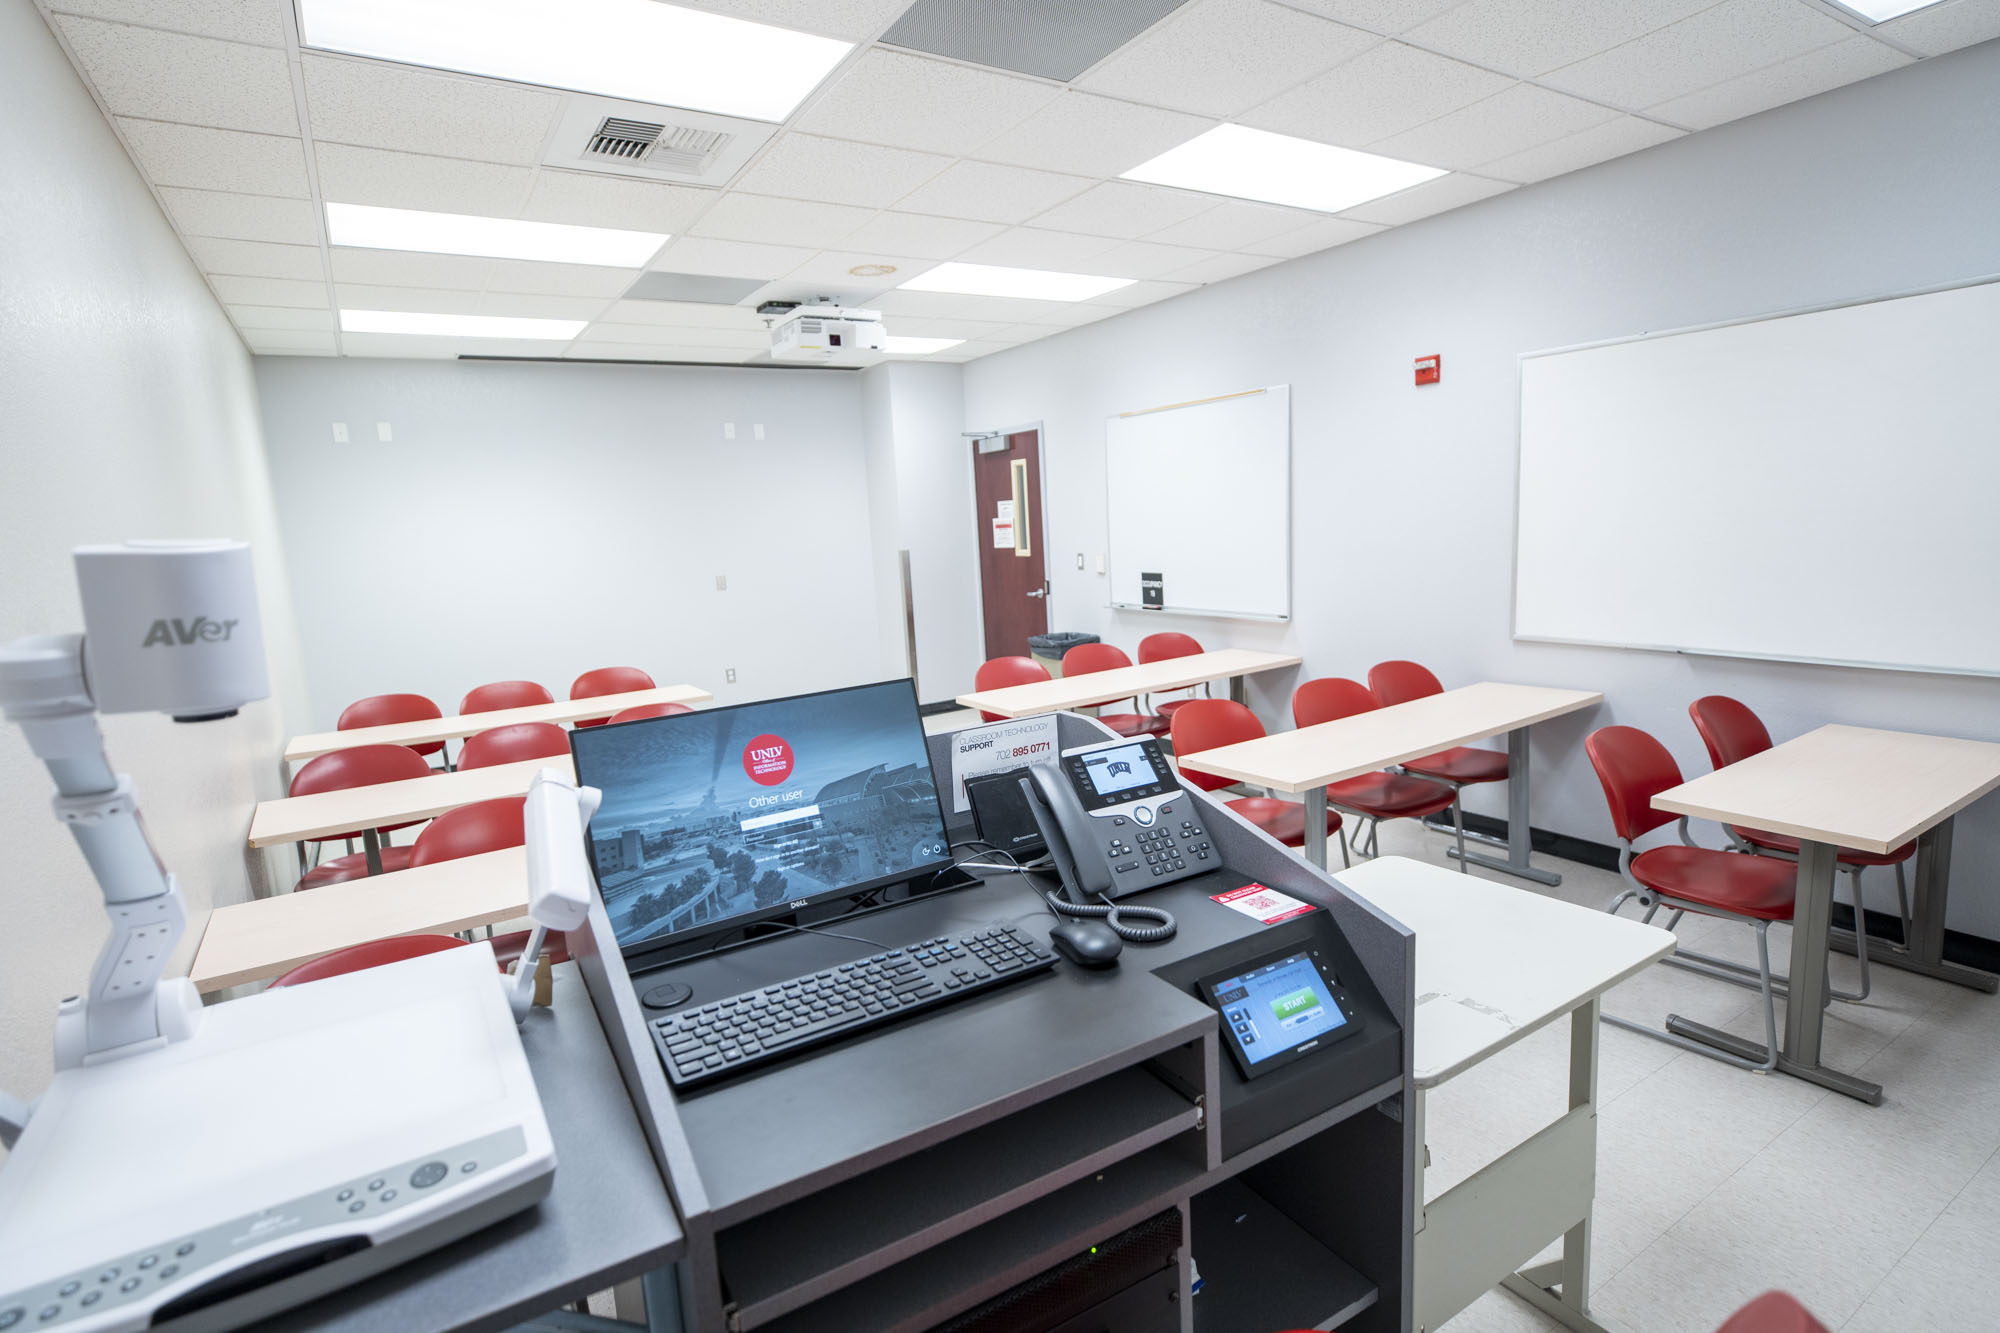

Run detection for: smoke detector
[[543, 95, 777, 185]]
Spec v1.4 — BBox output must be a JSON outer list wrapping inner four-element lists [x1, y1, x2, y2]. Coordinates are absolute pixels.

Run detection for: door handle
[[1026, 588, 1047, 599]]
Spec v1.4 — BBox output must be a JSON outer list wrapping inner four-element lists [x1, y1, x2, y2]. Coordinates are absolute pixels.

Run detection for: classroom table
[[1340, 856, 1673, 1333], [283, 684, 712, 765], [954, 647, 1301, 718], [192, 847, 529, 993], [1652, 723, 2000, 1104], [1178, 682, 1602, 884]]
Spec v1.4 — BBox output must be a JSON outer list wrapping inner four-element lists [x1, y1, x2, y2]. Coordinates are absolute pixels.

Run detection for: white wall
[[0, 2, 310, 1108], [253, 357, 890, 726], [961, 40, 2000, 935]]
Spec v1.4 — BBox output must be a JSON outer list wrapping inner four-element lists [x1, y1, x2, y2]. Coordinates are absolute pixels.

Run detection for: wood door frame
[[966, 418, 1052, 665]]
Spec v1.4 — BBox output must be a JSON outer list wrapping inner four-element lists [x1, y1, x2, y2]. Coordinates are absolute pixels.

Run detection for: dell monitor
[[569, 678, 952, 961]]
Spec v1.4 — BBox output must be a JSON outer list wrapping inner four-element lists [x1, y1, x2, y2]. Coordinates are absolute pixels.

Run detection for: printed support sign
[[948, 715, 1060, 812], [1211, 883, 1317, 925]]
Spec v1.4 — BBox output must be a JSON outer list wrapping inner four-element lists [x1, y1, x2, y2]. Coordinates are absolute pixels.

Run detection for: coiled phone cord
[[1044, 889, 1178, 942]]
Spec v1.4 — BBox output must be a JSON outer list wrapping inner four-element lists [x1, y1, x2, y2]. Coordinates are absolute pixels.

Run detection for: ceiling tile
[[312, 143, 535, 215], [949, 295, 1080, 324], [667, 0, 911, 41], [648, 235, 820, 279], [972, 92, 1215, 179], [301, 54, 562, 165], [882, 316, 1016, 340], [228, 304, 336, 330], [1878, 0, 2000, 57], [473, 292, 615, 321], [520, 170, 708, 234], [1026, 181, 1219, 239], [1335, 170, 1512, 224], [838, 210, 1005, 258], [576, 323, 768, 349], [1273, 0, 1467, 35], [335, 332, 463, 359], [566, 341, 757, 363], [688, 194, 875, 248], [114, 119, 309, 197], [978, 324, 1054, 344], [735, 133, 953, 208], [1402, 0, 1715, 79], [866, 289, 987, 317], [1089, 279, 1198, 308], [333, 284, 485, 315], [930, 340, 1014, 361], [779, 249, 938, 291], [1241, 41, 1510, 147], [185, 236, 326, 281], [1076, 0, 1380, 118], [1086, 239, 1222, 279], [1011, 301, 1129, 328], [954, 227, 1123, 269], [893, 161, 1094, 225], [212, 274, 330, 307], [1140, 199, 1323, 250], [792, 48, 1060, 155], [158, 187, 319, 243], [1476, 114, 1683, 183], [329, 248, 495, 290], [1646, 35, 1913, 131], [1249, 214, 1384, 255], [1367, 83, 1619, 171], [1537, 0, 1857, 111], [598, 299, 769, 329], [55, 16, 298, 133], [242, 330, 339, 354], [485, 260, 643, 298], [1168, 251, 1283, 284], [51, 0, 287, 46]]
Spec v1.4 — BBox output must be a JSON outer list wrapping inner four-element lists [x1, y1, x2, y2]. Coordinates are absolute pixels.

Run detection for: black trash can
[[1027, 631, 1100, 678]]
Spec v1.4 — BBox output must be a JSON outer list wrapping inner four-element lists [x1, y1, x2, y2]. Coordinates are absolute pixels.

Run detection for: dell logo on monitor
[[141, 617, 239, 647]]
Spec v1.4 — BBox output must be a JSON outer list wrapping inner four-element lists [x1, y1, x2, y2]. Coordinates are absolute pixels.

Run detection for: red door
[[972, 429, 1048, 662]]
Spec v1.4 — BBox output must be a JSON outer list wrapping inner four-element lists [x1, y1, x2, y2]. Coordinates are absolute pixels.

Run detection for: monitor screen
[[570, 679, 952, 956]]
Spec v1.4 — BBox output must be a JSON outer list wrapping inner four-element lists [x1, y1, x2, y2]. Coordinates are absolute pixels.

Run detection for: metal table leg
[[1447, 727, 1563, 886], [362, 828, 385, 877], [1303, 785, 1329, 870], [1827, 817, 1999, 993], [1667, 839, 1884, 1105], [1228, 673, 1247, 706]]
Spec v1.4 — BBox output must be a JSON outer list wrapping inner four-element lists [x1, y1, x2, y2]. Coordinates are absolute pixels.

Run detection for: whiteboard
[[1106, 385, 1290, 620], [1514, 276, 2000, 677]]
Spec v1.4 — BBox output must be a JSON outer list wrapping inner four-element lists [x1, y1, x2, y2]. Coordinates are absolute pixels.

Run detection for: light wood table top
[[955, 648, 1302, 719], [284, 684, 712, 763], [1338, 857, 1672, 1087], [189, 847, 527, 994], [1653, 723, 2000, 856], [248, 755, 574, 848], [1178, 682, 1602, 793]]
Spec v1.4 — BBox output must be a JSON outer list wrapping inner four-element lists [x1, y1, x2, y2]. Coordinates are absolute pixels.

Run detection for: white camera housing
[[769, 303, 886, 362], [76, 539, 269, 720]]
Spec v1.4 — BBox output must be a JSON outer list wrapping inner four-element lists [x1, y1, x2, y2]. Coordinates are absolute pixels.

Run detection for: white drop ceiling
[[33, 0, 2000, 364]]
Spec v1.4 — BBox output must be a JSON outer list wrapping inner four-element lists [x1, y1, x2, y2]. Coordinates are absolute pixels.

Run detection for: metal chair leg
[[1338, 827, 1351, 869], [1894, 860, 1911, 940], [1607, 919, 1779, 1073], [1449, 797, 1468, 873]]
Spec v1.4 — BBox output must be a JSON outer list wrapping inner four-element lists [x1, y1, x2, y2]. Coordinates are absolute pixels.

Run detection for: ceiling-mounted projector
[[767, 303, 886, 362]]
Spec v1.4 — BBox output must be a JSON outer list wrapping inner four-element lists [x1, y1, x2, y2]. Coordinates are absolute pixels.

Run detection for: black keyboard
[[649, 925, 1058, 1090]]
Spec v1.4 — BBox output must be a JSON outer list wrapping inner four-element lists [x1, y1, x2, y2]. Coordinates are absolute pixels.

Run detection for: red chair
[[337, 693, 447, 763], [1137, 631, 1208, 721], [1062, 643, 1169, 739], [610, 701, 694, 725], [1367, 660, 1508, 835], [406, 797, 568, 966], [460, 680, 553, 714], [1171, 700, 1345, 863], [1691, 695, 1912, 988], [1586, 724, 1798, 1071], [268, 935, 467, 987], [1292, 679, 1463, 868], [973, 656, 1050, 723], [288, 743, 434, 888], [457, 721, 571, 771], [1716, 1292, 1830, 1333], [570, 666, 655, 728]]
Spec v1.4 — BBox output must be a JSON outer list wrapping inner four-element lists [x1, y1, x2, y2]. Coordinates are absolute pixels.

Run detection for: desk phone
[[1021, 736, 1213, 901]]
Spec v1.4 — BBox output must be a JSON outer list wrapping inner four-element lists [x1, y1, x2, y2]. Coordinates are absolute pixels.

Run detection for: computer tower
[[925, 1208, 1182, 1333]]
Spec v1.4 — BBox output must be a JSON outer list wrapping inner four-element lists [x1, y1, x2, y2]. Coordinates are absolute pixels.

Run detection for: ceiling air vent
[[588, 117, 665, 160], [548, 97, 776, 186]]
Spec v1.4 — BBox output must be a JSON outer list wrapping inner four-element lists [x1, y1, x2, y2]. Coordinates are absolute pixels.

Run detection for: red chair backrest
[[1062, 642, 1133, 675], [610, 701, 694, 725], [460, 680, 553, 714], [1715, 1292, 1831, 1333], [337, 693, 445, 757], [570, 667, 656, 727], [1689, 695, 1775, 770], [458, 722, 571, 771], [1137, 632, 1203, 663], [269, 935, 467, 988], [1169, 700, 1266, 792], [973, 656, 1051, 722], [289, 745, 435, 839], [1584, 725, 1684, 843], [411, 796, 527, 867], [1367, 660, 1444, 707], [1292, 678, 1380, 728]]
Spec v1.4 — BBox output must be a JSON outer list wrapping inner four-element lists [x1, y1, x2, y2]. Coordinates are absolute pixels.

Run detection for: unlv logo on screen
[[743, 734, 795, 786]]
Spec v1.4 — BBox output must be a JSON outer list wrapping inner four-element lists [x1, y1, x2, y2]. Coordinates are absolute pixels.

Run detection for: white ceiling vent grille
[[547, 97, 775, 186]]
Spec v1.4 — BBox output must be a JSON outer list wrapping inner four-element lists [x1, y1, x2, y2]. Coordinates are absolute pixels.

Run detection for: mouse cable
[[1044, 890, 1177, 943]]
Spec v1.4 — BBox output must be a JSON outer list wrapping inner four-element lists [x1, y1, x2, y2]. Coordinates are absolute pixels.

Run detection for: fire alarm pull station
[[1414, 355, 1441, 386]]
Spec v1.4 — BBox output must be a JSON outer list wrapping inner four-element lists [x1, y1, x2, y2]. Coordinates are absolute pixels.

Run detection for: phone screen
[[1079, 742, 1158, 797]]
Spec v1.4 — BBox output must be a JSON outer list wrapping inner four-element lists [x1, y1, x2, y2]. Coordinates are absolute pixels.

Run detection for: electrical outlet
[[723, 422, 736, 440], [1075, 552, 1085, 570], [715, 574, 727, 591], [725, 668, 737, 684], [331, 422, 348, 443], [753, 423, 765, 440]]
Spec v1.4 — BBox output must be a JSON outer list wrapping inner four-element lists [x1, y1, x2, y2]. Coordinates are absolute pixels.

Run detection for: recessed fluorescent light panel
[[340, 310, 586, 340], [1824, 0, 1947, 20], [1122, 124, 1446, 214], [898, 264, 1134, 302], [297, 0, 852, 122], [326, 203, 667, 267], [883, 336, 964, 354]]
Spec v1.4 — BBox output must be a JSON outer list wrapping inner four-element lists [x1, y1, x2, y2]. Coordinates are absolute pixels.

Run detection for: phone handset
[[1019, 768, 1176, 943]]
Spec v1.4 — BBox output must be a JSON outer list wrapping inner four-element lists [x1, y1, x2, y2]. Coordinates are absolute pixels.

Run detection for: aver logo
[[141, 617, 239, 647], [742, 733, 795, 787]]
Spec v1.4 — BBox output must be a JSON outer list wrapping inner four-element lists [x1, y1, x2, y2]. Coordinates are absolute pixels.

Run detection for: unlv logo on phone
[[743, 734, 795, 786]]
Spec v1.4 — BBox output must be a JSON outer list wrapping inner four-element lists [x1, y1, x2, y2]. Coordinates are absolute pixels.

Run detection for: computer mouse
[[1049, 921, 1123, 968]]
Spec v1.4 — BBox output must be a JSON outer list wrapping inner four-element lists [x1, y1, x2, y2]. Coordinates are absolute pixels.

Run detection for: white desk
[[283, 684, 711, 764], [1339, 857, 1674, 1333], [954, 648, 1301, 718]]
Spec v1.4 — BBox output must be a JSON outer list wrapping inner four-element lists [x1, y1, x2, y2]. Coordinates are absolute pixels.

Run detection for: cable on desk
[[1044, 889, 1177, 943]]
